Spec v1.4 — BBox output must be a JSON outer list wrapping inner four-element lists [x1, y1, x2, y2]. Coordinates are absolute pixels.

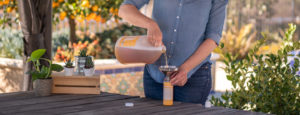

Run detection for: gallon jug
[[115, 36, 165, 64]]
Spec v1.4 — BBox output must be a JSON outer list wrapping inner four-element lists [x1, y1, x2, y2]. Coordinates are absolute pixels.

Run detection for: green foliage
[[52, 29, 69, 56], [84, 56, 94, 68], [0, 28, 23, 59], [210, 24, 300, 114], [64, 59, 74, 68], [79, 49, 87, 57], [27, 49, 63, 81], [28, 49, 46, 62]]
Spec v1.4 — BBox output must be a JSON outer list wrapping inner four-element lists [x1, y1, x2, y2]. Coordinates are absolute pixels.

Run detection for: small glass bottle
[[159, 66, 178, 106], [163, 76, 173, 106]]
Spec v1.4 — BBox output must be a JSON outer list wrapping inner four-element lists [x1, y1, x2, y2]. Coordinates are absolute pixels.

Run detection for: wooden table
[[0, 92, 266, 115]]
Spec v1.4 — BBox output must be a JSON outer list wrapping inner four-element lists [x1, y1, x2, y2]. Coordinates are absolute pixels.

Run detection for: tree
[[0, 0, 123, 46]]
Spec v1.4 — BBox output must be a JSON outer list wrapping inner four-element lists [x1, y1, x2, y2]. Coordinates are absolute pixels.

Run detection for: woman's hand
[[170, 66, 189, 86], [147, 21, 163, 47]]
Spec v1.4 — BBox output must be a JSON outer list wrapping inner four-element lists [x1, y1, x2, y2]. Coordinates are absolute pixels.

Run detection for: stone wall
[[0, 58, 23, 93]]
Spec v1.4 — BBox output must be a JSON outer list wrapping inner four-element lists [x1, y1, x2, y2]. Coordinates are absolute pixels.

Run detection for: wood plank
[[185, 107, 235, 115], [0, 92, 268, 115], [2, 94, 138, 114], [107, 103, 197, 115], [0, 94, 102, 108], [63, 98, 159, 115], [52, 72, 99, 78], [220, 109, 267, 115], [53, 76, 99, 86], [0, 91, 37, 102], [150, 106, 219, 115], [52, 87, 100, 94], [21, 97, 144, 115], [65, 99, 197, 115], [0, 93, 113, 108]]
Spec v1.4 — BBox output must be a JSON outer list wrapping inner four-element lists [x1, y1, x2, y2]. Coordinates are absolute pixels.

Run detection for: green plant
[[64, 59, 74, 68], [0, 28, 23, 59], [210, 24, 300, 114], [52, 29, 69, 56], [27, 49, 64, 81], [84, 56, 94, 68], [79, 49, 87, 57]]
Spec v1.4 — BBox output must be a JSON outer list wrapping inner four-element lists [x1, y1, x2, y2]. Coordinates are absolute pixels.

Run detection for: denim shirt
[[122, 0, 228, 83]]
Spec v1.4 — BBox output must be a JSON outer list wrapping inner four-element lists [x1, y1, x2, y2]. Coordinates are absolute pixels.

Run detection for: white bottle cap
[[125, 102, 134, 107], [205, 101, 212, 108]]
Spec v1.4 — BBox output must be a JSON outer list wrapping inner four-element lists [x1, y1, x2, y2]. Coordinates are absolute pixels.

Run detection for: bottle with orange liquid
[[159, 66, 178, 106]]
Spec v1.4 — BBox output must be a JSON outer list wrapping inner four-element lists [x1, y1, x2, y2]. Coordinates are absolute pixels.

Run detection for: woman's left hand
[[170, 66, 189, 86]]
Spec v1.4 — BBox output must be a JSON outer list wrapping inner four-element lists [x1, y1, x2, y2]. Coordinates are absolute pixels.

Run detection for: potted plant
[[84, 56, 94, 77], [64, 59, 74, 76], [75, 49, 88, 75], [27, 49, 64, 96]]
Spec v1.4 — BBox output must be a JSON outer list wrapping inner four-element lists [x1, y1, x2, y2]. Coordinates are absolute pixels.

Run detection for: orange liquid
[[163, 82, 173, 106], [115, 47, 162, 64]]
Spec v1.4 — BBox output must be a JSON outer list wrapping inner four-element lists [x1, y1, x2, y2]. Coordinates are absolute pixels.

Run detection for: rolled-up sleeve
[[205, 0, 228, 45], [122, 0, 150, 9]]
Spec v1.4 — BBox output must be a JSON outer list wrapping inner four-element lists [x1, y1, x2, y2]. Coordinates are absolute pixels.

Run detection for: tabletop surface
[[0, 92, 266, 115]]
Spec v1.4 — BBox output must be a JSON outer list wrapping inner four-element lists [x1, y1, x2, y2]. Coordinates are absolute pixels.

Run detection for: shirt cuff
[[205, 33, 221, 45]]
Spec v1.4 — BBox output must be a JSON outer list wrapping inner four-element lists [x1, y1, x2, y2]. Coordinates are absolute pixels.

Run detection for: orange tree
[[0, 0, 123, 46]]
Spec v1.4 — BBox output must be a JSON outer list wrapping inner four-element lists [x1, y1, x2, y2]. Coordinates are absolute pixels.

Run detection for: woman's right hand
[[147, 21, 163, 47]]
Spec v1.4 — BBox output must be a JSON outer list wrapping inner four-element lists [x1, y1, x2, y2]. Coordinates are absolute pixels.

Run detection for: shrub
[[210, 24, 300, 114], [0, 28, 23, 59]]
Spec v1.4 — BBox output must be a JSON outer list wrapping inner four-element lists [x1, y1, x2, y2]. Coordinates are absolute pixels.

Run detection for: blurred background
[[0, 0, 299, 114], [0, 0, 299, 110]]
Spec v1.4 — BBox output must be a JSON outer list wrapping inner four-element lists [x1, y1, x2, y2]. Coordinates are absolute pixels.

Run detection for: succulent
[[64, 59, 74, 68], [79, 49, 87, 57], [84, 56, 94, 69]]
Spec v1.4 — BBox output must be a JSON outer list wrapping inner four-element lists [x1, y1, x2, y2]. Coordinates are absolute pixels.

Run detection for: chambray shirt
[[122, 0, 228, 83]]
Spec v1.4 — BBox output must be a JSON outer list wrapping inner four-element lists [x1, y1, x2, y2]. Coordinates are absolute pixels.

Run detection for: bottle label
[[163, 82, 173, 100], [119, 36, 139, 47]]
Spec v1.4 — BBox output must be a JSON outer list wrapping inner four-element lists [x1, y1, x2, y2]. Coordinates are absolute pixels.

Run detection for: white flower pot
[[84, 68, 94, 77], [64, 67, 74, 76], [75, 56, 93, 75]]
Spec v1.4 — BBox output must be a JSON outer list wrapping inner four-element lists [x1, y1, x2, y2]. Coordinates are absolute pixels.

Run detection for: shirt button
[[168, 55, 171, 58], [176, 16, 180, 19], [179, 3, 182, 6], [174, 29, 177, 32], [171, 42, 174, 44]]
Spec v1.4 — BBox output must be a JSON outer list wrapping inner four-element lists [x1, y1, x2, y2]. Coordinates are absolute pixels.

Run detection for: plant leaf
[[51, 64, 64, 72], [30, 49, 46, 61]]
